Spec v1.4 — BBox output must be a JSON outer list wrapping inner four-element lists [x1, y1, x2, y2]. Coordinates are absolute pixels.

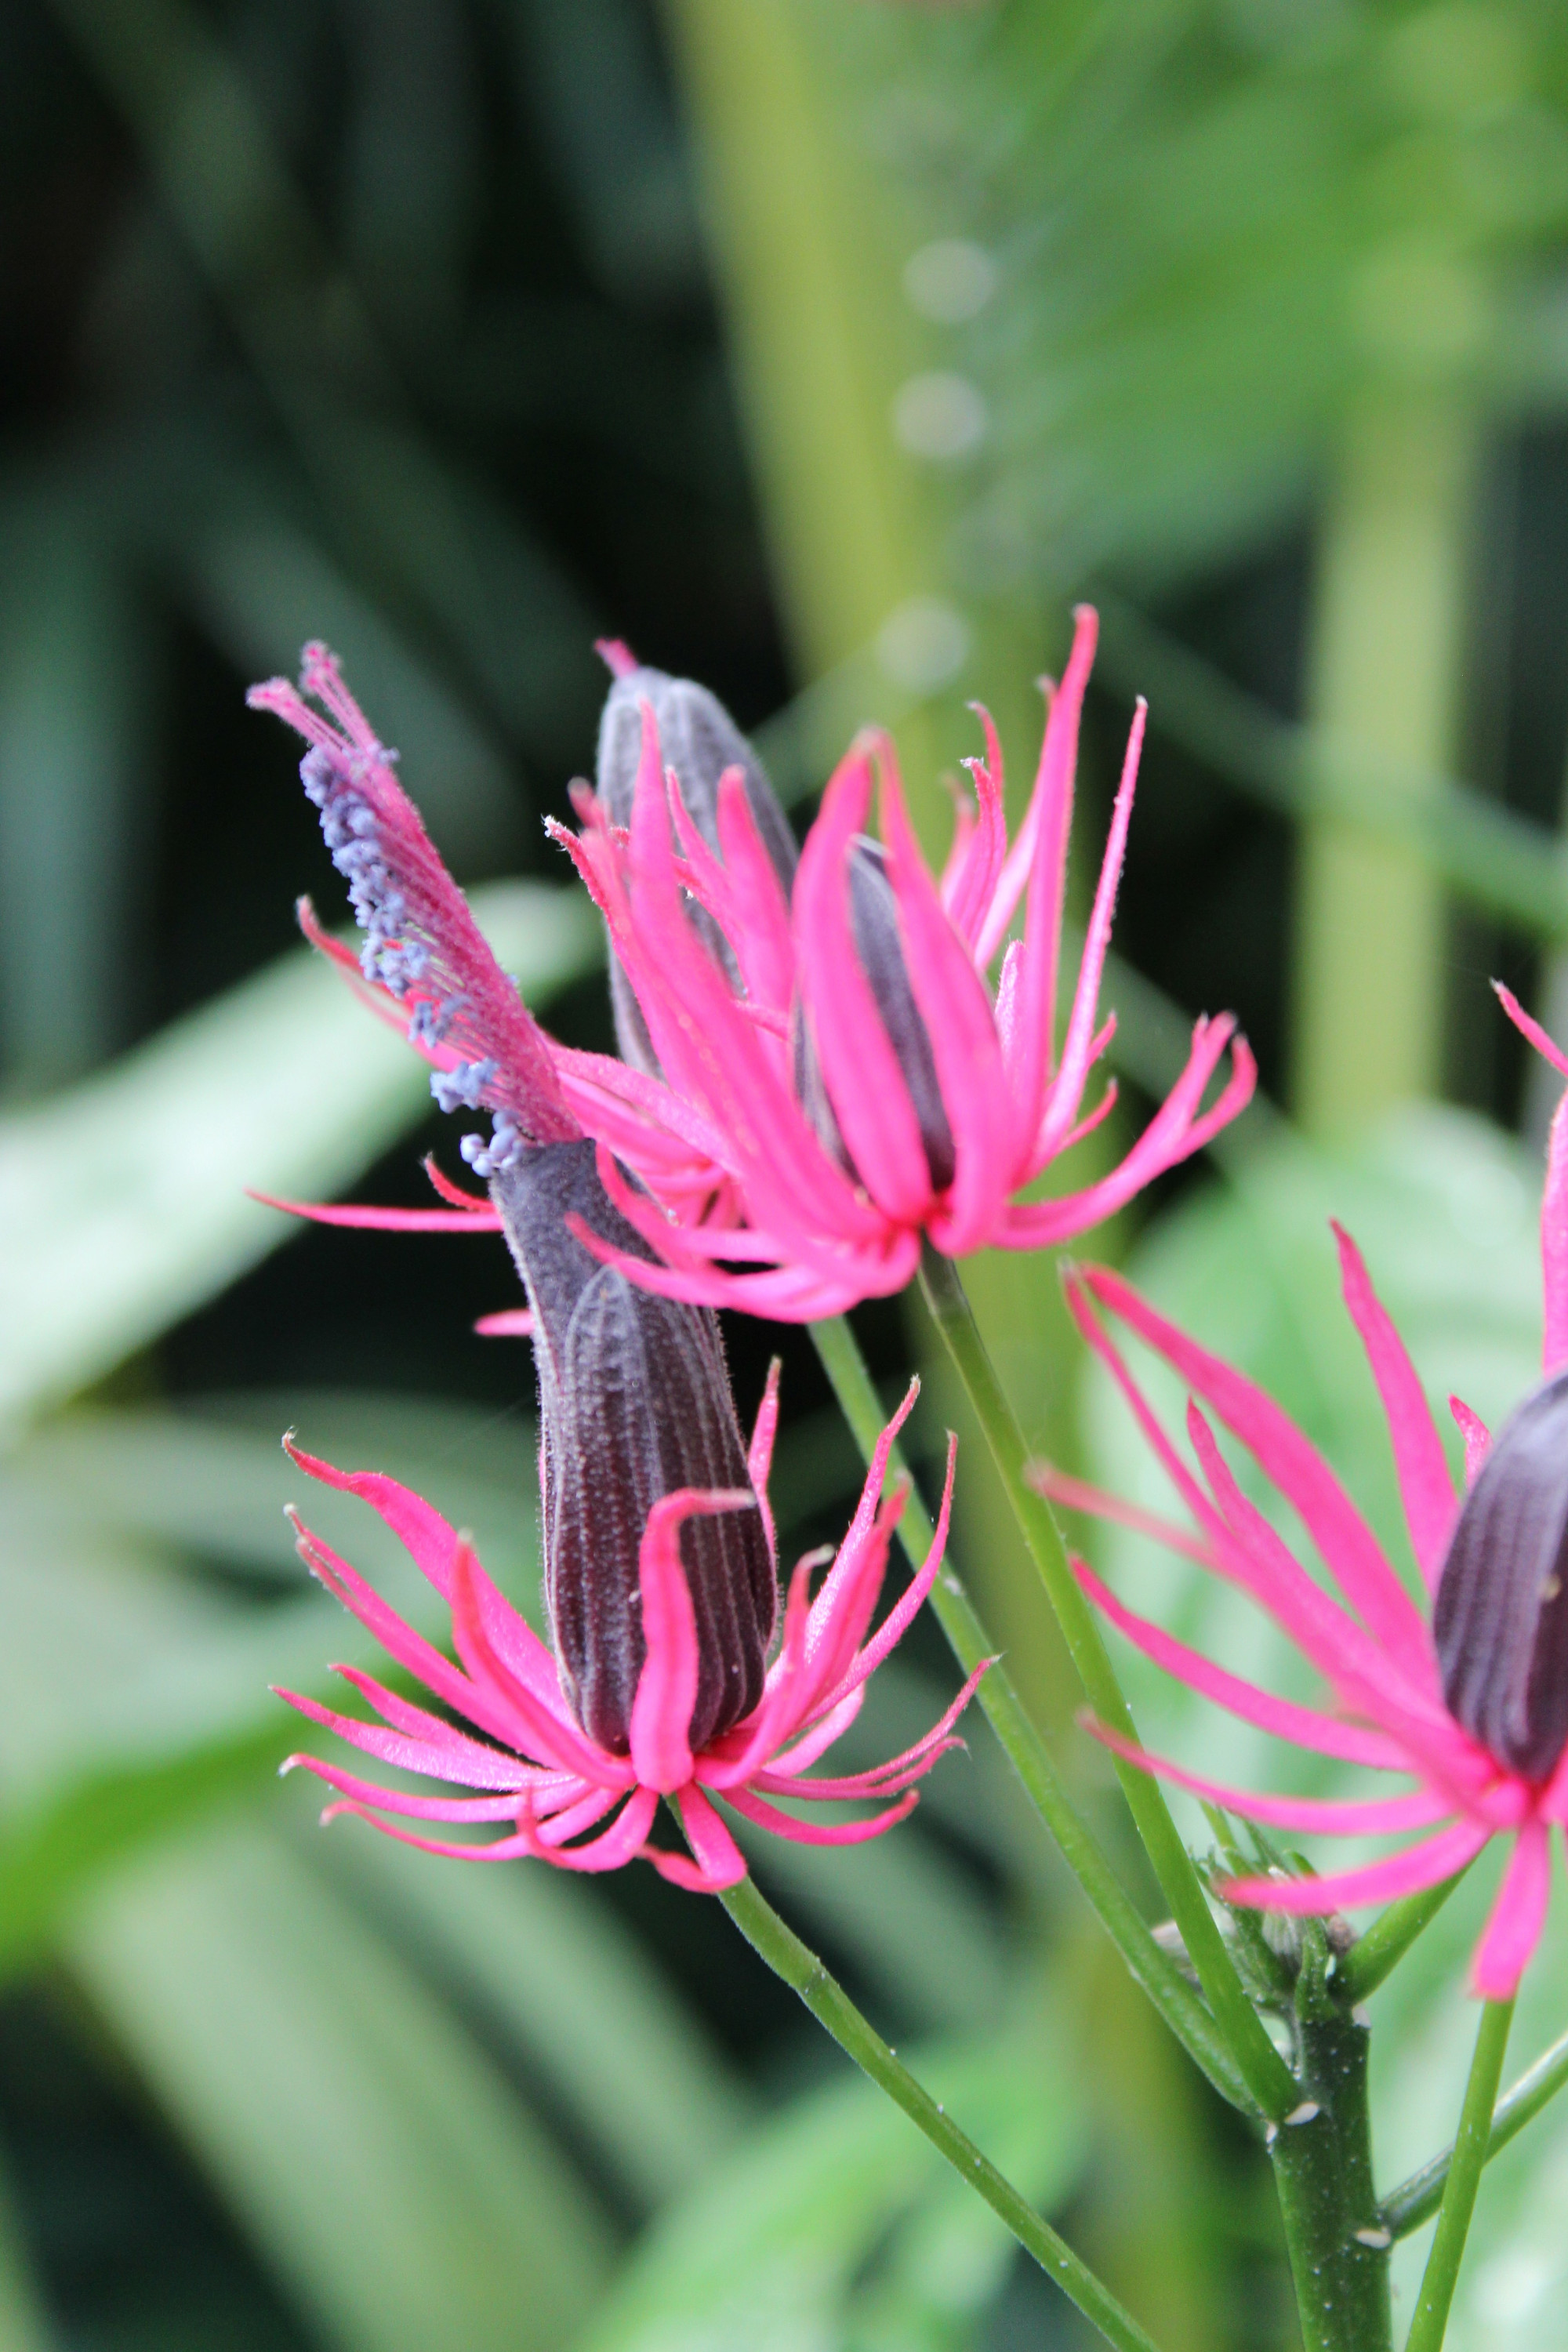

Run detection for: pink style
[[278, 1377, 986, 1891], [1040, 989, 1568, 2002], [555, 608, 1255, 1319]]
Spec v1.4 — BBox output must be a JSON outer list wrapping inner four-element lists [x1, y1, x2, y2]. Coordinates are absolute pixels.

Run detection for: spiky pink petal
[[1333, 1222, 1457, 1588], [1450, 1396, 1491, 1486], [1471, 1823, 1554, 1998], [253, 1190, 503, 1233], [1078, 1267, 1435, 1686], [1219, 1819, 1494, 1916], [1072, 1559, 1407, 1769]]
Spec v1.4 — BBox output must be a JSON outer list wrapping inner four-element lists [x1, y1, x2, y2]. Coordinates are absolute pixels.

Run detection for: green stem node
[[1268, 2006, 1392, 2352]]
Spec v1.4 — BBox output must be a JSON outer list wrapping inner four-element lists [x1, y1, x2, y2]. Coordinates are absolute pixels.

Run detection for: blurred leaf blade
[[339, 1835, 756, 2212], [577, 2012, 1084, 2352], [0, 882, 599, 1439], [66, 1817, 614, 2352]]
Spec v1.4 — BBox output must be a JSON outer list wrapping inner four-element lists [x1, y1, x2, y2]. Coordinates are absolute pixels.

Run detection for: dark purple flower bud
[[794, 836, 956, 1192], [595, 662, 798, 1073], [492, 1138, 777, 1754], [1435, 1370, 1568, 1780]]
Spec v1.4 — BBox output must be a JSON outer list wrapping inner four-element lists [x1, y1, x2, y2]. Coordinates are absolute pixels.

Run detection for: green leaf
[[578, 2011, 1084, 2352], [0, 881, 598, 1439], [64, 1814, 613, 2352]]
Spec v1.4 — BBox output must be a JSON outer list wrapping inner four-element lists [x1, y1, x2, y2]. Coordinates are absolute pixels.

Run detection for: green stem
[[808, 1313, 1249, 2111], [1338, 1872, 1468, 2005], [913, 1247, 1296, 2121], [1405, 1999, 1515, 2352], [1384, 2021, 1568, 2241], [1268, 1945, 1392, 2352], [719, 1875, 1164, 2352]]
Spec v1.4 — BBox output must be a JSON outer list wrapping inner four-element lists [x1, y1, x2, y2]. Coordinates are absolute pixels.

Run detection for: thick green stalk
[[1405, 1999, 1515, 2352], [808, 1313, 1250, 2111], [1268, 1950, 1392, 2352], [1293, 394, 1476, 1138], [914, 1247, 1296, 2120], [1384, 2016, 1566, 2243], [720, 1875, 1163, 2352], [1338, 1872, 1468, 2005]]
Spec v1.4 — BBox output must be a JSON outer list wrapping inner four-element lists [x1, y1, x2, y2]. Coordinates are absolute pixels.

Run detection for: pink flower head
[[553, 607, 1255, 1321], [277, 1377, 985, 1891], [1044, 989, 1568, 2000]]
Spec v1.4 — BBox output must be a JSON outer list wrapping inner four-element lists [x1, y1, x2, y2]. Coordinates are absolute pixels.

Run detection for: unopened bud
[[1435, 1370, 1568, 1780], [595, 662, 797, 1073], [795, 836, 956, 1192], [492, 1138, 777, 1752]]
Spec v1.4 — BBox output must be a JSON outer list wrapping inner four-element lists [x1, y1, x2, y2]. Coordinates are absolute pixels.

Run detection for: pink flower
[[554, 609, 1255, 1319], [249, 626, 1252, 1319], [278, 1377, 985, 1890], [1040, 990, 1568, 2000]]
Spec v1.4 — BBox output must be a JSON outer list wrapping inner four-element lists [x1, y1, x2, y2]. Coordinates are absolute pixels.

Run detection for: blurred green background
[[9, 1, 1568, 2347]]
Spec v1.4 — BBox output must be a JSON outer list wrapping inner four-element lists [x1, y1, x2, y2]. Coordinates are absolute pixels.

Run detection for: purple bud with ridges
[[794, 836, 956, 1192], [1435, 1370, 1568, 1780], [492, 1138, 777, 1753], [595, 662, 797, 1073]]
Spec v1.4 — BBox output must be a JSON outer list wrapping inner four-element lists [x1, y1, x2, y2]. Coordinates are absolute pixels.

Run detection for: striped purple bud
[[1435, 1370, 1568, 1780], [794, 836, 956, 1192], [595, 661, 797, 1074], [492, 1138, 776, 1754]]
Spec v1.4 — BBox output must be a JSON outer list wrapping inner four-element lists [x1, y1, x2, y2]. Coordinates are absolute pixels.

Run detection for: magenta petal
[[877, 746, 1012, 1253], [251, 1192, 503, 1233], [793, 745, 933, 1223], [285, 1440, 568, 1716], [747, 1358, 782, 1565], [474, 1308, 535, 1338], [1028, 698, 1144, 1170], [448, 1538, 625, 1784], [1032, 1465, 1225, 1573], [724, 1784, 920, 1844], [1086, 1719, 1449, 1835], [1450, 1396, 1491, 1487], [289, 1518, 533, 1756], [672, 1785, 749, 1886], [818, 1435, 958, 1717], [289, 1755, 547, 1823], [278, 1681, 534, 1790], [1219, 1817, 1493, 1914], [1334, 1223, 1457, 1590], [1004, 608, 1099, 1140], [519, 1784, 659, 1873], [1471, 1820, 1553, 1998], [1073, 1559, 1409, 1769], [1082, 1266, 1436, 1690], [629, 1489, 753, 1791]]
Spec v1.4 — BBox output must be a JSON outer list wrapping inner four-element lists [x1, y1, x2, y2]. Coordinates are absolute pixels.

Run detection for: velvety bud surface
[[1435, 1370, 1568, 1780], [596, 662, 797, 1073], [492, 1139, 776, 1753], [795, 835, 956, 1192]]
